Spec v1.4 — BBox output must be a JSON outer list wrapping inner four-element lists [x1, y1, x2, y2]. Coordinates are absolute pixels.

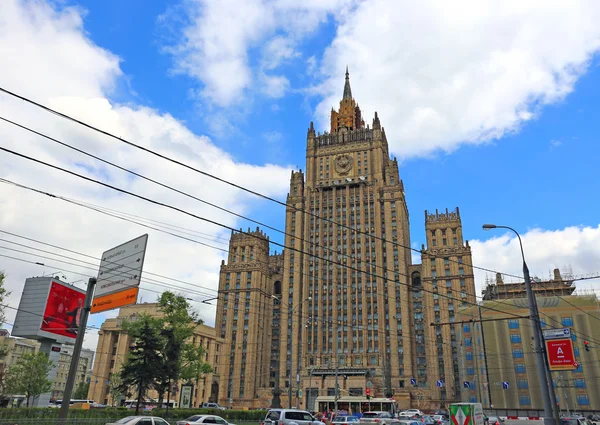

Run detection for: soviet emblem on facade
[[335, 154, 353, 175]]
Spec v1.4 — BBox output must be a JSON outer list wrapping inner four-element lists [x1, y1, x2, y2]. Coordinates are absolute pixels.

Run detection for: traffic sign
[[543, 328, 571, 340], [546, 338, 577, 370], [436, 380, 444, 387], [410, 378, 417, 386], [463, 381, 470, 389], [92, 234, 148, 313], [502, 382, 509, 389]]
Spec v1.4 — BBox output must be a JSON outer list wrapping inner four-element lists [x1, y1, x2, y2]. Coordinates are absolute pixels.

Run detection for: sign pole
[[58, 277, 96, 424]]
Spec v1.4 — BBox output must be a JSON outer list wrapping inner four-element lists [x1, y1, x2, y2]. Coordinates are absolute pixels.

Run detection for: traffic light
[[366, 388, 371, 399], [585, 341, 590, 351]]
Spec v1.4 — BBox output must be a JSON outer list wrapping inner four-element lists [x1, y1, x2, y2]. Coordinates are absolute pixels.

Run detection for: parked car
[[400, 411, 423, 418], [431, 415, 447, 424], [360, 412, 397, 425], [398, 420, 421, 425], [263, 409, 326, 425], [176, 415, 236, 425], [108, 417, 170, 425], [332, 417, 361, 425], [202, 403, 228, 410], [561, 418, 588, 425], [418, 416, 435, 425], [485, 416, 504, 425]]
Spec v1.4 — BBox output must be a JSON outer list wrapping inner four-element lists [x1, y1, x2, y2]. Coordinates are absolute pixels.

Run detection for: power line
[[0, 89, 524, 281]]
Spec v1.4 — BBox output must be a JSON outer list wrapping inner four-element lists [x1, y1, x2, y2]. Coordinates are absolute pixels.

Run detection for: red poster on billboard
[[40, 281, 85, 340], [545, 338, 577, 370]]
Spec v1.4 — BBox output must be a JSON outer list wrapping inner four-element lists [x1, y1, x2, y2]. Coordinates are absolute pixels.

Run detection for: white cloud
[[0, 0, 292, 350], [261, 73, 291, 98], [162, 0, 355, 106], [316, 0, 600, 157], [471, 225, 600, 298]]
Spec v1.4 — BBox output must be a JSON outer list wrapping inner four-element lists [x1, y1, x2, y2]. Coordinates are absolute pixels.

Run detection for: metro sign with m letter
[[545, 338, 577, 370]]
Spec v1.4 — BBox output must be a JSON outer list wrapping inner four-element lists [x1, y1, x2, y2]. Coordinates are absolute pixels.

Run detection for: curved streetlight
[[483, 223, 558, 425], [272, 295, 312, 408]]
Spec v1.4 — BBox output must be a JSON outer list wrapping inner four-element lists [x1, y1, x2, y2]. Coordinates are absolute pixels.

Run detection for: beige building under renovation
[[214, 70, 477, 409], [457, 271, 600, 412]]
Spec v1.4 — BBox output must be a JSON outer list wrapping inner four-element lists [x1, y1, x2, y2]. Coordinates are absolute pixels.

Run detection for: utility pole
[[478, 305, 493, 408], [58, 277, 96, 424], [483, 224, 558, 425]]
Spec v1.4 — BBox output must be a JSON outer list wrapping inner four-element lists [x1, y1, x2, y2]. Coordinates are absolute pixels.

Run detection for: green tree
[[5, 352, 53, 406], [73, 381, 90, 399], [0, 271, 11, 328], [107, 372, 123, 407], [120, 314, 163, 414]]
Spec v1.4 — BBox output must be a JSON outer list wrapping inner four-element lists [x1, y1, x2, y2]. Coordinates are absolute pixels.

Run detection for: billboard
[[13, 277, 86, 344], [545, 338, 577, 370], [40, 281, 86, 339]]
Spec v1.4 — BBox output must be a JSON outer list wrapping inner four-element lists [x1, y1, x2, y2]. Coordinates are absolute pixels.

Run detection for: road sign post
[[92, 234, 148, 313]]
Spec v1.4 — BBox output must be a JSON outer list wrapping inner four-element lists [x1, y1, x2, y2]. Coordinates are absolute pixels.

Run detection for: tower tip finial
[[343, 66, 352, 99]]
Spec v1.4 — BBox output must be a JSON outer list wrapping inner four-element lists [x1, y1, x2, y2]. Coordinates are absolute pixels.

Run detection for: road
[[504, 421, 543, 425]]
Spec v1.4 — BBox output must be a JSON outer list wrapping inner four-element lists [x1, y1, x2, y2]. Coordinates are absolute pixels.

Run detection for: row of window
[[508, 317, 574, 328]]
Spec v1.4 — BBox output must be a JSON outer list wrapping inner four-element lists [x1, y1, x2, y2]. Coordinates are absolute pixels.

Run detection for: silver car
[[176, 415, 236, 425], [263, 409, 326, 425], [360, 412, 397, 425]]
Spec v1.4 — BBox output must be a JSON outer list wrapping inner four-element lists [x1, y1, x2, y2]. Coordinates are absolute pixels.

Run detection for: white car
[[400, 411, 423, 418], [177, 415, 236, 425], [108, 417, 170, 425]]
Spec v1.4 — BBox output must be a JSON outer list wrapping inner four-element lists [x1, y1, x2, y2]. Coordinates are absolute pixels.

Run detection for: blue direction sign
[[436, 380, 444, 388], [410, 378, 417, 386], [502, 381, 510, 389], [463, 381, 471, 389]]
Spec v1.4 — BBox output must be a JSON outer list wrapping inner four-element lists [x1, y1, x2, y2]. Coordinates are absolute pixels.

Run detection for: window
[[463, 324, 471, 333], [574, 379, 586, 388], [571, 332, 577, 342], [574, 347, 580, 357], [519, 396, 531, 405], [508, 319, 519, 329], [512, 348, 524, 359], [510, 334, 522, 343], [574, 363, 583, 373], [562, 317, 573, 326], [540, 318, 546, 328], [577, 395, 590, 406], [515, 363, 526, 374], [467, 367, 474, 375], [517, 380, 528, 389], [466, 352, 473, 360], [469, 396, 477, 403], [465, 338, 472, 347]]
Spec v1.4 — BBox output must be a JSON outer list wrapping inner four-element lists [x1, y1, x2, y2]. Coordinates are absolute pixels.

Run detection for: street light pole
[[273, 295, 311, 409], [483, 224, 558, 425]]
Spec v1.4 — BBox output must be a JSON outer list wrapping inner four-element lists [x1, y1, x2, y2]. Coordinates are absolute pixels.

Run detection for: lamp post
[[482, 224, 558, 425], [272, 295, 312, 409]]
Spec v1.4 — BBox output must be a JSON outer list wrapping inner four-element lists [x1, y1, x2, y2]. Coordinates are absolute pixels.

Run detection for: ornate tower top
[[330, 67, 365, 133]]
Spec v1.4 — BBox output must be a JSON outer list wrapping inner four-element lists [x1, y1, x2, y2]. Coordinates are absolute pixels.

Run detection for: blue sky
[[75, 0, 600, 246], [2, 0, 600, 347]]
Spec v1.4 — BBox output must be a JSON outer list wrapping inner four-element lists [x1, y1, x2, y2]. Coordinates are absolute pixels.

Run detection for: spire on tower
[[343, 66, 352, 100]]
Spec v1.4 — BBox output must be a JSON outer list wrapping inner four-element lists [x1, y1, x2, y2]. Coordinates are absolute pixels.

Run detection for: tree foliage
[[107, 372, 123, 407], [73, 381, 90, 399], [0, 271, 10, 328], [5, 353, 53, 407], [116, 292, 213, 410], [119, 314, 163, 414]]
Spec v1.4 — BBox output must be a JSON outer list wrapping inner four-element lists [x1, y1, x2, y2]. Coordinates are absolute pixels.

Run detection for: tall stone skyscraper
[[215, 70, 476, 409]]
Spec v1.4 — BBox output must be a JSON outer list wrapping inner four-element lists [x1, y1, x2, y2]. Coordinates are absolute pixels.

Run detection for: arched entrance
[[210, 381, 219, 402]]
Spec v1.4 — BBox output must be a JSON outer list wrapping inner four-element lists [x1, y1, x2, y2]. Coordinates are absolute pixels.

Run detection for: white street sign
[[543, 328, 571, 340], [95, 234, 148, 298]]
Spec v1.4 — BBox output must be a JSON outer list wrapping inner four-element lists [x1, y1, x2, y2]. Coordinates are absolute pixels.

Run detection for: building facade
[[215, 71, 476, 409], [457, 279, 600, 412], [88, 303, 222, 407], [51, 346, 94, 401]]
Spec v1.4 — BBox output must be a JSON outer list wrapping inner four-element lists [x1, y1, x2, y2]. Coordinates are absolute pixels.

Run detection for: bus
[[124, 399, 178, 409], [314, 396, 399, 415], [52, 399, 96, 408]]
